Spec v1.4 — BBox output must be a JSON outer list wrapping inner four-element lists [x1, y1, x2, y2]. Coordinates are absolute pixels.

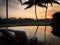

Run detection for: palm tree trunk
[[6, 0, 8, 30], [34, 5, 39, 35], [44, 4, 48, 45]]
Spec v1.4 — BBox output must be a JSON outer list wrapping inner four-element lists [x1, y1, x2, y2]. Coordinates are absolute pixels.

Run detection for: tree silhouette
[[6, 0, 8, 30], [50, 12, 60, 37], [19, 0, 60, 45], [41, 0, 60, 45], [19, 0, 47, 36]]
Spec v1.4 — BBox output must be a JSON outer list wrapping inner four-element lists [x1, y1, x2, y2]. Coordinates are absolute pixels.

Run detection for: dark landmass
[[0, 17, 51, 27], [0, 29, 51, 45]]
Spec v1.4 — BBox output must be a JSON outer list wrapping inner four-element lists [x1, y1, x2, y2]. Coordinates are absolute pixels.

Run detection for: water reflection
[[8, 26, 60, 45]]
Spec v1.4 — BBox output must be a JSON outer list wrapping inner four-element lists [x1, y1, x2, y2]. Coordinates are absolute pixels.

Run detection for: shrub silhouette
[[0, 29, 29, 45], [50, 12, 60, 37]]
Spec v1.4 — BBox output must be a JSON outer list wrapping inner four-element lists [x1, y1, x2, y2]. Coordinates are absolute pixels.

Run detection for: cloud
[[0, 0, 28, 18], [0, 0, 60, 18], [0, 0, 20, 18], [0, 0, 20, 9]]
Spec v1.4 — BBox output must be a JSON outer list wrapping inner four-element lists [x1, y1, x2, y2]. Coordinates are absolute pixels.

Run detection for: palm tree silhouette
[[41, 0, 60, 45], [19, 0, 47, 36], [6, 0, 8, 30], [19, 0, 60, 45]]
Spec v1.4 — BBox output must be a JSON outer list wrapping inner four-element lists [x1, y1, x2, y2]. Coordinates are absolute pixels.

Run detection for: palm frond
[[38, 4, 47, 8], [18, 0, 22, 5], [38, 0, 60, 6], [22, 1, 31, 5], [25, 4, 33, 9], [21, 0, 33, 9], [52, 1, 60, 5]]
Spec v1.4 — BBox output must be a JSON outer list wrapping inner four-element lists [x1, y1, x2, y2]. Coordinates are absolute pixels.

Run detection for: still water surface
[[8, 26, 60, 45]]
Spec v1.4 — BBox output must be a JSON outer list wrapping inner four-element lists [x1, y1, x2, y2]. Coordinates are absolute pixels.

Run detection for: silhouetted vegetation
[[0, 29, 51, 45], [50, 12, 60, 37], [0, 17, 51, 27], [0, 29, 33, 45]]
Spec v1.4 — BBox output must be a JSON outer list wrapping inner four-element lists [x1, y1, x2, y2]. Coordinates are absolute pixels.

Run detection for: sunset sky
[[0, 0, 60, 19]]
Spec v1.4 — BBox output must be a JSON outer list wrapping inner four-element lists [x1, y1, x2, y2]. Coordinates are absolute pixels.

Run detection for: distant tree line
[[0, 17, 51, 27]]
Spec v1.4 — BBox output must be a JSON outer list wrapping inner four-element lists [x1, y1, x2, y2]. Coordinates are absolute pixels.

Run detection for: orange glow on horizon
[[0, 1, 60, 19]]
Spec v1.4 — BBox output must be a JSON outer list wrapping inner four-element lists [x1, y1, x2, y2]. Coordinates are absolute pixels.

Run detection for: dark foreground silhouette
[[0, 29, 38, 45], [0, 29, 51, 45], [50, 12, 60, 37]]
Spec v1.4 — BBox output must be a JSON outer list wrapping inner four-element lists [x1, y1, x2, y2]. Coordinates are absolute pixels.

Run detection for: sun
[[47, 16, 50, 18]]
